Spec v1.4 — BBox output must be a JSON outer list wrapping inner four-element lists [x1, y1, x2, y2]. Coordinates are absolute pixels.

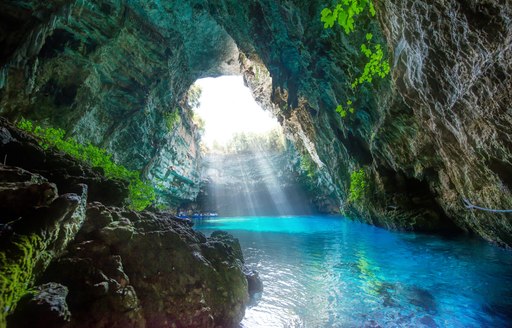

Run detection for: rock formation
[[0, 2, 510, 241], [0, 119, 255, 327]]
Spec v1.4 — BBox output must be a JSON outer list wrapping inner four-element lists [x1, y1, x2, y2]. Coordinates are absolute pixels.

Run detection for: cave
[[1, 1, 512, 327]]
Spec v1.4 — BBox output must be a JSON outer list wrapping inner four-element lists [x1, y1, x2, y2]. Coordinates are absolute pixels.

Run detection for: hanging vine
[[321, 0, 390, 118]]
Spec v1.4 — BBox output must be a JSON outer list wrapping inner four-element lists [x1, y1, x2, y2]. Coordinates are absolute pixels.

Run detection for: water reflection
[[195, 216, 512, 328]]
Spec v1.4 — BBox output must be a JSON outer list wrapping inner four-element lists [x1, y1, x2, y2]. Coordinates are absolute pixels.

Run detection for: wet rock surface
[[0, 0, 510, 247]]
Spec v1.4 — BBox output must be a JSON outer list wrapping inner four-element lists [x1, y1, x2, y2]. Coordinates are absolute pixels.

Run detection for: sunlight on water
[[194, 216, 512, 328]]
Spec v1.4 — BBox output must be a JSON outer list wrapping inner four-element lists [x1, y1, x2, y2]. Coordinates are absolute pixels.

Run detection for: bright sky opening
[[193, 76, 280, 148]]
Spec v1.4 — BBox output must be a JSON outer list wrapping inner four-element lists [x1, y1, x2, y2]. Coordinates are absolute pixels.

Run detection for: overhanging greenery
[[17, 119, 155, 210]]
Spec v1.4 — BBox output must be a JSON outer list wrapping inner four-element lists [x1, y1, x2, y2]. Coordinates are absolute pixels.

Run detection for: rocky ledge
[[0, 119, 258, 327]]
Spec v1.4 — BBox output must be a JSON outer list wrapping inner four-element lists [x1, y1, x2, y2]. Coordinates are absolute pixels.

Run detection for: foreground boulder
[[0, 165, 87, 327], [8, 283, 71, 327], [1, 171, 251, 327], [40, 203, 249, 327]]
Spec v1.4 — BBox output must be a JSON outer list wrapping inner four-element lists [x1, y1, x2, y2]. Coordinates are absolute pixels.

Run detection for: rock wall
[[0, 0, 511, 246], [208, 0, 512, 246], [0, 118, 253, 327], [0, 0, 239, 206], [374, 0, 512, 244]]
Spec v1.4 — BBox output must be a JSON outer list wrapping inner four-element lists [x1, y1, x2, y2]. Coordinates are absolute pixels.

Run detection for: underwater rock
[[244, 269, 263, 297]]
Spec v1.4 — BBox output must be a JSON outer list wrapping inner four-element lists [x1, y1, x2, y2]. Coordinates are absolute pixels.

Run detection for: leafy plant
[[186, 84, 202, 109], [164, 110, 181, 132], [321, 0, 376, 34], [351, 33, 390, 88], [349, 168, 367, 202], [17, 118, 155, 210], [192, 112, 205, 133], [336, 99, 355, 118], [300, 154, 316, 179], [321, 1, 390, 119], [224, 129, 285, 154]]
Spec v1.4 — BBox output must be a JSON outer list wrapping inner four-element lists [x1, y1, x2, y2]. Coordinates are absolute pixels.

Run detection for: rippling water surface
[[193, 216, 512, 327]]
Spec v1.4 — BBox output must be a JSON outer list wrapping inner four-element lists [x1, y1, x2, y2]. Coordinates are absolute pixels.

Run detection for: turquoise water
[[194, 215, 512, 328]]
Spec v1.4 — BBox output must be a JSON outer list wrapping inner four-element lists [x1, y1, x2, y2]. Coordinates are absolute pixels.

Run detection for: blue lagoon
[[195, 216, 512, 328]]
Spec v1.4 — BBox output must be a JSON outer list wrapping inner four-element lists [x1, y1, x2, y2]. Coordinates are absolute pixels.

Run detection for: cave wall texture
[[0, 0, 511, 246], [0, 118, 254, 327]]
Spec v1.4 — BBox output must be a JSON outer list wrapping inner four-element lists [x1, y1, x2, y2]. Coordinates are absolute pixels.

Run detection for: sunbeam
[[193, 75, 312, 217]]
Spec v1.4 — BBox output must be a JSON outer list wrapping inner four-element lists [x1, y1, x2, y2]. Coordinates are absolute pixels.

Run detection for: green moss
[[17, 118, 155, 210], [349, 168, 368, 202], [0, 234, 45, 327]]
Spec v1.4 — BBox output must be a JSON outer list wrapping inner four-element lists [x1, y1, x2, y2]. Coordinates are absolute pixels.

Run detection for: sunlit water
[[194, 215, 512, 328]]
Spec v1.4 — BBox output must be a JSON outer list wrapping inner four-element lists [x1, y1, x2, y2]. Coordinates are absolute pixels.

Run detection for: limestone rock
[[40, 203, 250, 328], [0, 165, 86, 326], [0, 115, 253, 327]]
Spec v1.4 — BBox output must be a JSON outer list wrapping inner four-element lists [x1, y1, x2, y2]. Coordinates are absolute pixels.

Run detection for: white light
[[194, 76, 280, 148]]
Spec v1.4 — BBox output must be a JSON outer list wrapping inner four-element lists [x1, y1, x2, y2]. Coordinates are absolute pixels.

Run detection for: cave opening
[[182, 75, 315, 217]]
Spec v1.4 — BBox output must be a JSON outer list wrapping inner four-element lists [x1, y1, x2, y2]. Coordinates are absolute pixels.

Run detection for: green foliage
[[223, 129, 285, 154], [192, 112, 205, 133], [335, 99, 355, 118], [164, 110, 181, 132], [16, 118, 33, 131], [349, 168, 368, 202], [17, 118, 155, 210], [300, 154, 316, 179], [351, 33, 391, 88], [0, 234, 44, 326], [321, 0, 375, 33], [321, 1, 390, 119]]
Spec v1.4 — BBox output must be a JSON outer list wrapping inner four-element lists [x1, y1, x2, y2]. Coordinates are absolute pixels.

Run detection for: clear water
[[193, 215, 512, 328]]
